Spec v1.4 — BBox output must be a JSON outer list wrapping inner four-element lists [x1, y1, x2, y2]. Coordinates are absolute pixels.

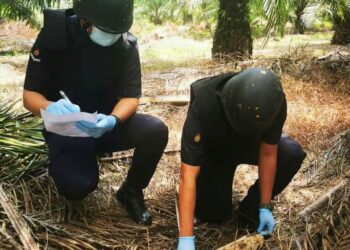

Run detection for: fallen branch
[[0, 228, 23, 249], [298, 178, 349, 218], [0, 185, 39, 250], [100, 148, 180, 161], [216, 234, 264, 250], [140, 95, 189, 106]]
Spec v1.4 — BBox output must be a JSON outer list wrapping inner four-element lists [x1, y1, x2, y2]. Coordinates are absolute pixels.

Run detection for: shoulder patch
[[33, 48, 40, 57], [194, 133, 201, 143], [42, 8, 69, 50], [30, 48, 41, 62]]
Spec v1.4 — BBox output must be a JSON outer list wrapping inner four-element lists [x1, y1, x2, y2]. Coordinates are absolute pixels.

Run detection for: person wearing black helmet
[[22, 0, 168, 226], [177, 68, 306, 249]]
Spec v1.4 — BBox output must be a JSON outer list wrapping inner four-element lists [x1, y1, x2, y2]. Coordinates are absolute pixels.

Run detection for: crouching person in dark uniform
[[22, 0, 168, 226], [177, 68, 306, 249]]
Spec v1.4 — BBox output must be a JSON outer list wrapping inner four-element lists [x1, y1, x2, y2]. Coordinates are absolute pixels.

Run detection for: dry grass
[[283, 76, 350, 151], [0, 21, 37, 54]]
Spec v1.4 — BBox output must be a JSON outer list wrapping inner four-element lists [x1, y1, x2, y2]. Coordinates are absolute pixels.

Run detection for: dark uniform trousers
[[195, 133, 306, 223], [44, 113, 168, 201]]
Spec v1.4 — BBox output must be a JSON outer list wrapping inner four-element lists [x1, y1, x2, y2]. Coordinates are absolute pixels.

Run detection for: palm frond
[[0, 100, 48, 183], [263, 0, 292, 37], [0, 0, 62, 28], [321, 0, 349, 15]]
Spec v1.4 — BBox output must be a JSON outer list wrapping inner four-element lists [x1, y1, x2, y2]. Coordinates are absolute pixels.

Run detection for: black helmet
[[73, 0, 134, 34], [221, 68, 284, 135]]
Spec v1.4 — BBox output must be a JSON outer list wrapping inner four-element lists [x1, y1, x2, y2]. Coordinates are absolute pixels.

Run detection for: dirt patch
[[0, 55, 28, 85]]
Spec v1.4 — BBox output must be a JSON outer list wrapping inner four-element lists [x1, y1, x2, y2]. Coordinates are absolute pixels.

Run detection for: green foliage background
[[0, 0, 348, 39], [0, 0, 62, 28]]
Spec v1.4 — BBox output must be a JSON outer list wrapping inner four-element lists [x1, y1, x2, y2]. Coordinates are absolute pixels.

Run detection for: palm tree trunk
[[294, 0, 309, 34], [332, 8, 350, 45], [294, 13, 305, 34], [212, 0, 253, 60]]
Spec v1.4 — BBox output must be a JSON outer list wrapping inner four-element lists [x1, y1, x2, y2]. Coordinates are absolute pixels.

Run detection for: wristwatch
[[259, 202, 274, 211], [111, 115, 121, 125]]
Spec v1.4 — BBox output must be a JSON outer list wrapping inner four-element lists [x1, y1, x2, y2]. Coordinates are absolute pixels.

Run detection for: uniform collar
[[67, 16, 94, 47]]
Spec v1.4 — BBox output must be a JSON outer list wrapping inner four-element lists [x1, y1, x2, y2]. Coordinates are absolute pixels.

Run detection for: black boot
[[116, 182, 152, 226]]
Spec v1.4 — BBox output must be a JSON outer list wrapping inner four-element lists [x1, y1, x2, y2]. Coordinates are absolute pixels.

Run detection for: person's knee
[[289, 140, 306, 164], [54, 174, 99, 200], [148, 118, 169, 145], [279, 137, 306, 171]]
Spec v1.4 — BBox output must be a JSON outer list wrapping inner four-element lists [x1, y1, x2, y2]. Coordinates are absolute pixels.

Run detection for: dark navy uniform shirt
[[24, 15, 141, 114]]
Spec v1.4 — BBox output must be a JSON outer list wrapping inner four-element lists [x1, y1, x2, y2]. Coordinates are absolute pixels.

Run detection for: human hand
[[76, 114, 117, 138], [46, 99, 80, 115], [177, 236, 195, 250], [257, 208, 276, 235]]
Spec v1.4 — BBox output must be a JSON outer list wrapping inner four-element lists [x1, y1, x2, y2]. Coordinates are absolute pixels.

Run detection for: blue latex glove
[[46, 99, 80, 115], [257, 208, 276, 236], [177, 236, 195, 250], [76, 114, 117, 138]]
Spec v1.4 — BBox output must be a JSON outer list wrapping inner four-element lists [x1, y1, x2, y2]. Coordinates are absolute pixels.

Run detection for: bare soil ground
[[0, 22, 349, 249]]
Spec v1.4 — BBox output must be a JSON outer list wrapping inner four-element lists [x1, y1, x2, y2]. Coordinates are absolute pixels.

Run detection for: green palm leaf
[[0, 0, 62, 28], [0, 100, 48, 183]]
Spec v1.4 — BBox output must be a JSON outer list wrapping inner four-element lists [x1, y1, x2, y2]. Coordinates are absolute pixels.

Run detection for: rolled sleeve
[[181, 106, 203, 166], [24, 31, 49, 94]]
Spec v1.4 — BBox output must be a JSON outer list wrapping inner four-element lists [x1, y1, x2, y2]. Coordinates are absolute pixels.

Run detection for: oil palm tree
[[212, 0, 350, 58], [212, 0, 253, 59], [323, 0, 350, 44], [177, 0, 218, 25], [0, 0, 61, 28], [264, 0, 350, 44], [135, 0, 177, 25], [294, 0, 310, 34]]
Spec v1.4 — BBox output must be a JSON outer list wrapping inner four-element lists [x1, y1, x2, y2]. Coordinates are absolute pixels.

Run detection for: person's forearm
[[23, 90, 51, 117], [179, 176, 196, 236], [111, 98, 139, 122], [179, 163, 200, 237], [258, 143, 278, 204]]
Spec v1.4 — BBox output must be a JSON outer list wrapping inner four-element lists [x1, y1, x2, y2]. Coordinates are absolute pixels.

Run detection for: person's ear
[[80, 19, 92, 34]]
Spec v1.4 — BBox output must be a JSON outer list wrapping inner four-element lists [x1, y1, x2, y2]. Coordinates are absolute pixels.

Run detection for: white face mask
[[89, 25, 121, 47]]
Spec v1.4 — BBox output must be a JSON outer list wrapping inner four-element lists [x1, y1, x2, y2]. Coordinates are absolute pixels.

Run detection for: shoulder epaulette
[[41, 8, 75, 50], [127, 32, 138, 44]]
